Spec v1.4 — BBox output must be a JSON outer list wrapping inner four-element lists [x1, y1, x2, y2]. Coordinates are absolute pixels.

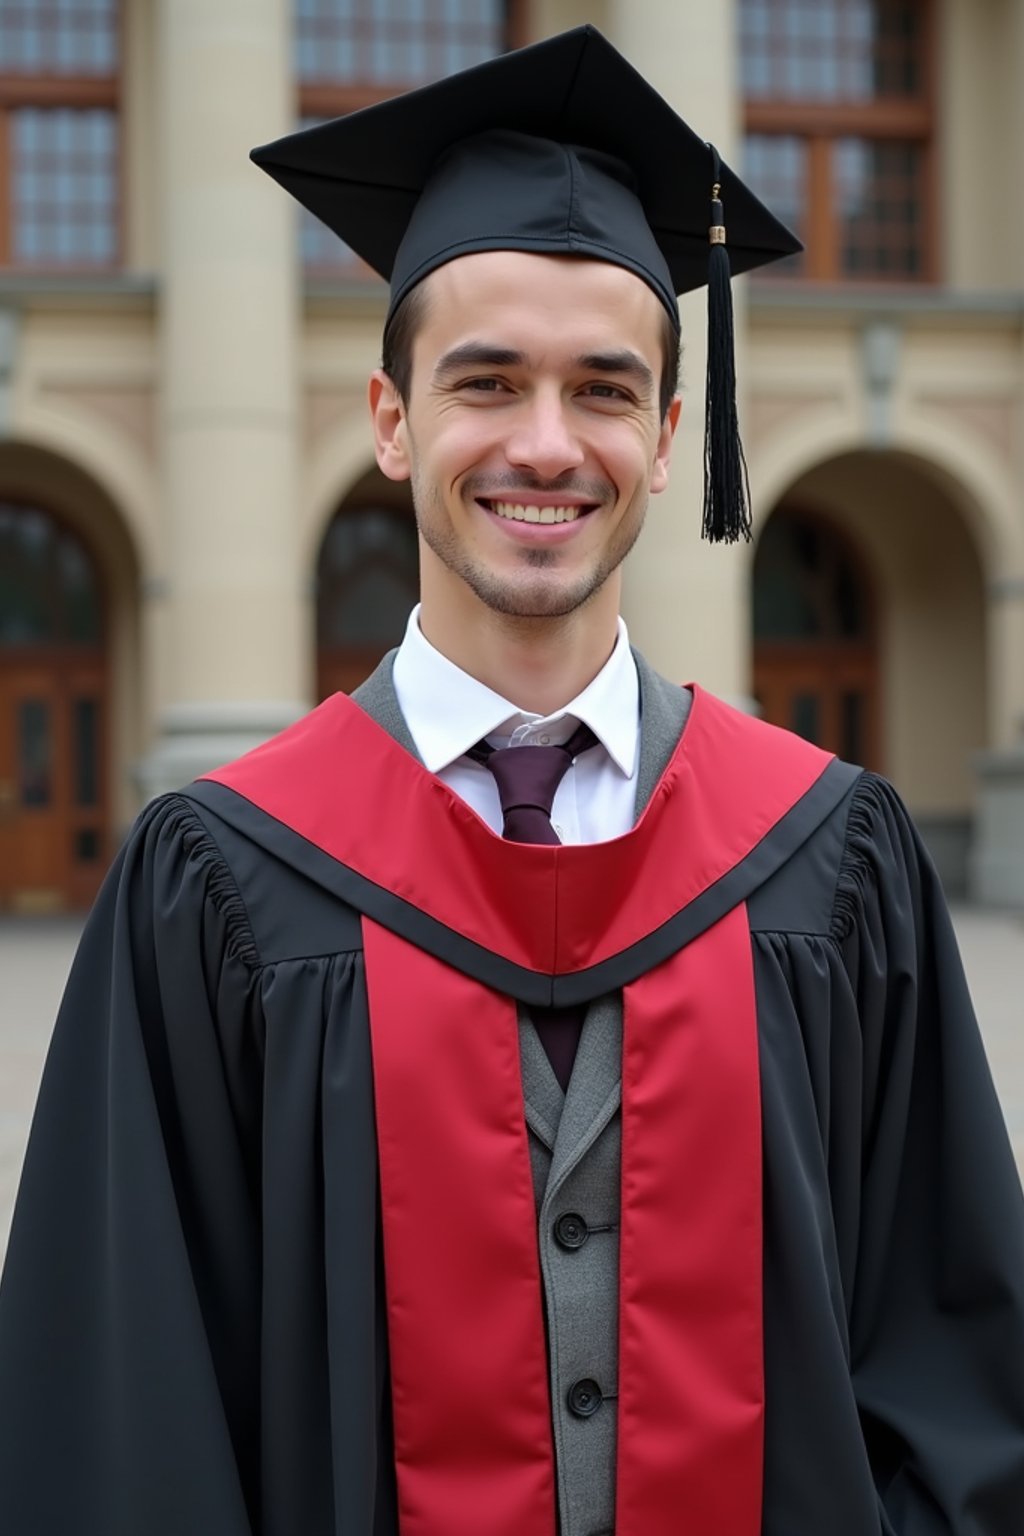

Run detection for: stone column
[[530, 0, 605, 36], [141, 0, 306, 797], [969, 34, 1024, 909], [1008, 0, 1024, 290], [970, 567, 1024, 909], [608, 0, 752, 702], [971, 743, 1024, 907]]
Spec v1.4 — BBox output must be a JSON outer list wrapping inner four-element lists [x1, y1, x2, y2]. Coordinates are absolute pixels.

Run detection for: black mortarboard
[[252, 25, 801, 543]]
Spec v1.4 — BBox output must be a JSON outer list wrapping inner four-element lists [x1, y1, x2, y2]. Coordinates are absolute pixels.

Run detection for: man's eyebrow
[[431, 343, 656, 394], [574, 351, 656, 393], [432, 343, 527, 379]]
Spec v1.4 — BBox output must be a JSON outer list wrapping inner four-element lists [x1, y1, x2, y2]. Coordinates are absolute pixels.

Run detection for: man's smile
[[473, 499, 602, 545], [475, 496, 602, 535]]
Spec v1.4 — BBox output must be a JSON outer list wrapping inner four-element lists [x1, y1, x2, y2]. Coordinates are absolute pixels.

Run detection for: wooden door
[[753, 507, 881, 770], [0, 500, 109, 911], [753, 643, 879, 766], [0, 655, 108, 911]]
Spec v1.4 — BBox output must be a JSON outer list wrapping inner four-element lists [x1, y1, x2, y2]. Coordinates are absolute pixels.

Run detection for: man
[[1, 25, 1022, 1536]]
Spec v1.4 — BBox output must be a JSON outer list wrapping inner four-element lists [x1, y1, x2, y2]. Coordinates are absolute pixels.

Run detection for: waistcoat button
[[567, 1378, 602, 1418], [554, 1212, 589, 1250]]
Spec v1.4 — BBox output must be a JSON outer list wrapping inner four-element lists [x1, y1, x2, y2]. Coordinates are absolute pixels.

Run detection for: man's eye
[[461, 377, 505, 392], [583, 382, 630, 401]]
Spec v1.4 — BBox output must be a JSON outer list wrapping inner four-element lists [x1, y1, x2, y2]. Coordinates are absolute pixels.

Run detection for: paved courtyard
[[1, 908, 1022, 1261]]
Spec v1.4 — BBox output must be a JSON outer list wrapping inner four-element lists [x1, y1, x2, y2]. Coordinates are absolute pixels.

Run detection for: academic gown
[[1, 676, 1023, 1536]]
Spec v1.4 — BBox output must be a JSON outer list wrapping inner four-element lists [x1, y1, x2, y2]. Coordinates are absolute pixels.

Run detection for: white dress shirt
[[391, 605, 640, 844]]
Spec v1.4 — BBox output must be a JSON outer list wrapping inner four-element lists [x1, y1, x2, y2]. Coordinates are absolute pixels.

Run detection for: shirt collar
[[391, 604, 639, 780]]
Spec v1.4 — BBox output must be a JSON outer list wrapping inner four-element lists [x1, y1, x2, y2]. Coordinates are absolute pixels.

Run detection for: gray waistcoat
[[352, 651, 690, 1536]]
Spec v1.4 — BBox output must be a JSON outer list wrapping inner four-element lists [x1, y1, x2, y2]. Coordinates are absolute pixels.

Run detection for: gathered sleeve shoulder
[[0, 794, 265, 1536], [831, 771, 1024, 1531]]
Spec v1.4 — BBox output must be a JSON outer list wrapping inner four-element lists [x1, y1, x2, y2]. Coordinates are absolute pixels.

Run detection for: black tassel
[[702, 148, 752, 544]]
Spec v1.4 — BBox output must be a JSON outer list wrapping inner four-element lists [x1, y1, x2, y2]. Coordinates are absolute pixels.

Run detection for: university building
[[1, 0, 1022, 911]]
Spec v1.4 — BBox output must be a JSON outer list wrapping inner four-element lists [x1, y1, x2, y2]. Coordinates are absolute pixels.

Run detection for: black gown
[[1, 686, 1022, 1536]]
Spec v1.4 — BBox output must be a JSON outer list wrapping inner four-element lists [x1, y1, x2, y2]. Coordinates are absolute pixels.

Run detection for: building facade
[[0, 0, 1022, 911]]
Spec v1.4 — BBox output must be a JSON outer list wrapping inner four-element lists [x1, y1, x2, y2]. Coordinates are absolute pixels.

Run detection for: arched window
[[316, 490, 419, 698], [0, 502, 104, 645], [753, 507, 881, 766], [754, 509, 871, 642], [0, 500, 108, 910]]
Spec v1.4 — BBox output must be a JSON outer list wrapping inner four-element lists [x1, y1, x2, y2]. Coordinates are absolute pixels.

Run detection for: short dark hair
[[382, 277, 681, 420], [659, 312, 680, 417], [381, 282, 430, 407]]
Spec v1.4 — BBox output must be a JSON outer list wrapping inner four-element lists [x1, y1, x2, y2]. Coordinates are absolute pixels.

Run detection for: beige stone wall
[[10, 307, 160, 565], [746, 296, 1024, 788], [4, 300, 160, 828], [0, 0, 1021, 854], [157, 0, 302, 702], [300, 307, 386, 580], [609, 0, 753, 704], [531, 0, 609, 38], [123, 0, 159, 272], [772, 450, 988, 810], [943, 0, 1024, 290]]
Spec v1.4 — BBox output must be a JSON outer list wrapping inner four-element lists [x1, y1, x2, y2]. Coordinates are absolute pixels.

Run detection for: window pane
[[743, 135, 807, 276], [790, 691, 821, 744], [74, 827, 100, 862], [754, 513, 871, 641], [754, 516, 820, 639], [19, 698, 52, 807], [841, 689, 865, 762], [0, 0, 119, 75], [835, 137, 924, 277], [73, 696, 100, 807], [59, 533, 103, 642], [296, 0, 506, 87], [741, 0, 922, 102], [0, 502, 103, 646], [317, 506, 419, 648], [11, 108, 119, 269], [0, 505, 53, 643]]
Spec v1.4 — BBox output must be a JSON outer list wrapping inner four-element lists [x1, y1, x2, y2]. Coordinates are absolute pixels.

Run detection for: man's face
[[370, 250, 679, 624]]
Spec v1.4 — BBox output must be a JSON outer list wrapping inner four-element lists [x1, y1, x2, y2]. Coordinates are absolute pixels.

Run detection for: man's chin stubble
[[416, 502, 646, 621], [465, 570, 602, 620], [421, 535, 611, 620]]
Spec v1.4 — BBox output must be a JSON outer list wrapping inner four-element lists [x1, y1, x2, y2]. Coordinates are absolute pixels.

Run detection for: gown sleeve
[[836, 774, 1024, 1534], [0, 795, 265, 1536]]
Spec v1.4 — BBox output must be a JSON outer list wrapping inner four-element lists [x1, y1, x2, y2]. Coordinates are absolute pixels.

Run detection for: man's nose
[[504, 392, 585, 479]]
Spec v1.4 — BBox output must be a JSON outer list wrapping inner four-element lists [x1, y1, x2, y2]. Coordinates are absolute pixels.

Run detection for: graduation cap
[[251, 25, 801, 543]]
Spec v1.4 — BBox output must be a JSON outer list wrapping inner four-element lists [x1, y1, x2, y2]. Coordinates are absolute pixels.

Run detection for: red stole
[[204, 685, 834, 1535]]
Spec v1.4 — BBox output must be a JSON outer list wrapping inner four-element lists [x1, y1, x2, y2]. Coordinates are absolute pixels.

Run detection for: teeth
[[491, 501, 582, 524]]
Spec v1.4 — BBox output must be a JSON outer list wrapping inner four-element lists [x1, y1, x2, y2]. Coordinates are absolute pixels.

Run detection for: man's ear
[[650, 395, 682, 495], [369, 369, 412, 482]]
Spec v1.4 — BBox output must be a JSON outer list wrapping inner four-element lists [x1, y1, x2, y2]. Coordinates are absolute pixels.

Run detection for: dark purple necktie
[[468, 721, 598, 1088]]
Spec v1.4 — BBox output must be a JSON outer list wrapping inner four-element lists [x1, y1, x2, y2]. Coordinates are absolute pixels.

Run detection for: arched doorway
[[753, 506, 881, 768], [0, 501, 109, 911], [316, 473, 419, 698]]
